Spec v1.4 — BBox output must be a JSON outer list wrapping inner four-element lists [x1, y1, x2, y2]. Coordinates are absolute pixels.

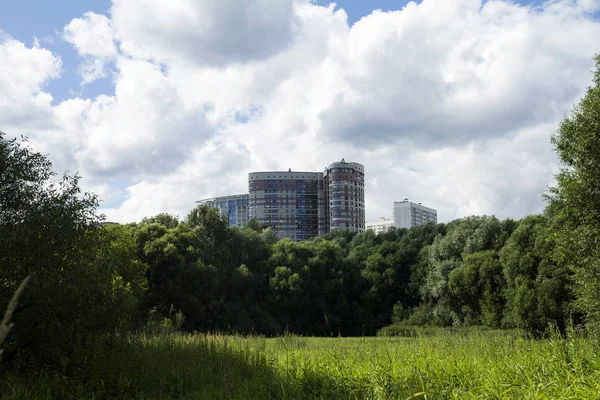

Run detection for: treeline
[[99, 209, 570, 337], [1, 55, 600, 369]]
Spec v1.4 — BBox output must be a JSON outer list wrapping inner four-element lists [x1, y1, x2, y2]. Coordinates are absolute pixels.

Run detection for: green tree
[[134, 221, 212, 330], [141, 213, 180, 228], [0, 133, 138, 366], [134, 208, 280, 334], [448, 250, 505, 327], [548, 54, 600, 333], [422, 216, 509, 326], [97, 224, 149, 326], [499, 214, 571, 333]]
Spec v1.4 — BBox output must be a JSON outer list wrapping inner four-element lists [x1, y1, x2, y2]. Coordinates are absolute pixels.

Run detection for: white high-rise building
[[366, 217, 394, 234], [393, 199, 437, 229]]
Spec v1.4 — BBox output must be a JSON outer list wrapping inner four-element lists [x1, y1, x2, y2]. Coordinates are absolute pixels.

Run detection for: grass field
[[2, 327, 600, 399]]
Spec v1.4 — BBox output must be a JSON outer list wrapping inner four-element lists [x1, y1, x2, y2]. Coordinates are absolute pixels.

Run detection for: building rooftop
[[196, 194, 248, 203]]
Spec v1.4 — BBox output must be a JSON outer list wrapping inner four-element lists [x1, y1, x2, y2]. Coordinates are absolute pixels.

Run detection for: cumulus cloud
[[111, 0, 301, 67], [63, 12, 116, 58], [63, 11, 117, 83], [0, 38, 62, 131], [2, 0, 599, 224], [75, 57, 213, 178], [100, 139, 253, 222], [369, 122, 559, 222], [318, 0, 600, 148]]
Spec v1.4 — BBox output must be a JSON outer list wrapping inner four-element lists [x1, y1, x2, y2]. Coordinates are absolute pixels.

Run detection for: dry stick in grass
[[0, 275, 32, 360]]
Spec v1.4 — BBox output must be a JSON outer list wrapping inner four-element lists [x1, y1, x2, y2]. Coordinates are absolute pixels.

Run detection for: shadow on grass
[[0, 333, 375, 400]]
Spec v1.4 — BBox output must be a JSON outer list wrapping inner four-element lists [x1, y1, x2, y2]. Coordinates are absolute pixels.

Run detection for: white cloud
[[63, 11, 117, 83], [100, 139, 252, 222], [111, 0, 301, 67], [79, 58, 110, 83], [63, 11, 116, 58], [0, 38, 62, 131], [2, 0, 600, 224], [385, 122, 559, 222], [319, 0, 599, 149], [75, 56, 213, 178], [0, 38, 62, 98]]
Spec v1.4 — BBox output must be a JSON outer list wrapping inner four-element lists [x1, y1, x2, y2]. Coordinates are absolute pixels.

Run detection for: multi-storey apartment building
[[198, 160, 365, 241], [366, 217, 394, 234], [324, 159, 366, 233], [248, 170, 326, 241], [393, 199, 437, 229], [196, 194, 249, 228]]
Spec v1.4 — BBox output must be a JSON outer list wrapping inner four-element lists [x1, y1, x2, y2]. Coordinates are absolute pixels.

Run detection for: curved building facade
[[324, 159, 365, 233], [196, 194, 249, 228]]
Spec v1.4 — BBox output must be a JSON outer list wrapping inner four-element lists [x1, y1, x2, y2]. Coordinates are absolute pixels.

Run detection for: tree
[[0, 133, 139, 366], [97, 224, 149, 327], [548, 54, 600, 333], [449, 250, 505, 327], [134, 208, 281, 334], [420, 216, 506, 324], [499, 213, 572, 333], [133, 221, 212, 330], [141, 213, 180, 228]]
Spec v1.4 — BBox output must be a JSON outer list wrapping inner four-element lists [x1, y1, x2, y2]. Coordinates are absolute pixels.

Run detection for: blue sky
[[0, 0, 112, 102]]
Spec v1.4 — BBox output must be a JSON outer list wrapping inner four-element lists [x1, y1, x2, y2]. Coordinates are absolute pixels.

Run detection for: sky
[[1, 0, 599, 224]]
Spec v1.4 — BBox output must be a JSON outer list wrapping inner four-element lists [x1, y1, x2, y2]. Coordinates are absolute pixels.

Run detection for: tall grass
[[0, 275, 31, 362], [2, 327, 599, 399]]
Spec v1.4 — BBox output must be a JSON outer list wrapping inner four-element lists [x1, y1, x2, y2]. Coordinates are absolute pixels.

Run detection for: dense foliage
[[549, 54, 600, 334], [0, 134, 144, 367], [101, 209, 572, 337]]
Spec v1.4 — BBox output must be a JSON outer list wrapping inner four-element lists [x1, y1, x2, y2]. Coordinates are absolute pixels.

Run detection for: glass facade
[[196, 194, 249, 228], [248, 172, 325, 241]]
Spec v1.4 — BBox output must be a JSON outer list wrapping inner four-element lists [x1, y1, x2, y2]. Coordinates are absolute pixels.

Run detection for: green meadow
[[3, 327, 599, 399]]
